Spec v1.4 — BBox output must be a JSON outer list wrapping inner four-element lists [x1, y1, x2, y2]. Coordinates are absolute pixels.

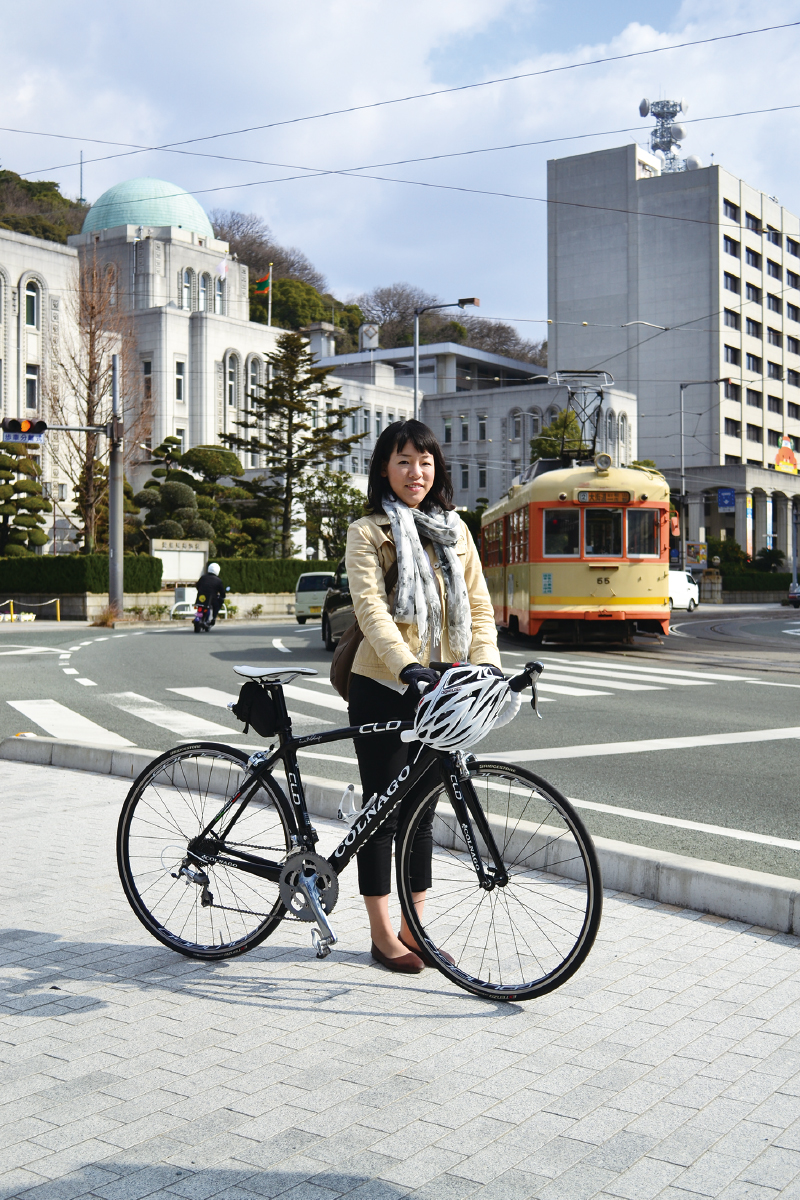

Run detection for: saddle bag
[[330, 559, 398, 701], [230, 681, 279, 738]]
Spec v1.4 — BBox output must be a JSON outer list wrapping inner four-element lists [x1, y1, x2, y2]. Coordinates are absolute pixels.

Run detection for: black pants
[[348, 674, 434, 896]]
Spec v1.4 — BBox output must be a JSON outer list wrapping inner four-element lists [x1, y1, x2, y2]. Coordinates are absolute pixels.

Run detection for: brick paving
[[3, 759, 800, 1199]]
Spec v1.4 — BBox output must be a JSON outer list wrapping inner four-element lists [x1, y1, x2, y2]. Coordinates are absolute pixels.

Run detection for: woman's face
[[382, 440, 436, 509]]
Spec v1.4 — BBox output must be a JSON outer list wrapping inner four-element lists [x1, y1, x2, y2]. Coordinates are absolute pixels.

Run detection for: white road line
[[541, 672, 664, 693], [272, 638, 290, 654], [167, 687, 332, 726], [62, 668, 78, 675], [540, 655, 754, 683], [538, 663, 710, 688], [537, 683, 613, 698], [67, 646, 82, 650], [94, 637, 108, 642], [745, 680, 800, 689], [6, 699, 134, 747], [79, 641, 92, 646], [0, 647, 63, 656], [282, 684, 349, 712], [112, 634, 127, 638], [305, 677, 335, 688], [297, 750, 359, 765], [492, 725, 800, 763], [75, 679, 96, 687], [103, 692, 239, 737], [782, 630, 800, 636]]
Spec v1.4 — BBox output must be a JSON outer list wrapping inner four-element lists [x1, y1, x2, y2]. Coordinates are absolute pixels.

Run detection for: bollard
[[56, 598, 60, 622], [8, 600, 13, 622], [700, 568, 723, 604]]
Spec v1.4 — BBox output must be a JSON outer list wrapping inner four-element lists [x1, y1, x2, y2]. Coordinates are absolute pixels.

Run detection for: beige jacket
[[345, 511, 501, 684]]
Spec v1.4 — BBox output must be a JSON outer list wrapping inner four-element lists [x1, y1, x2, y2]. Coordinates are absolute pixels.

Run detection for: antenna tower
[[638, 98, 692, 173]]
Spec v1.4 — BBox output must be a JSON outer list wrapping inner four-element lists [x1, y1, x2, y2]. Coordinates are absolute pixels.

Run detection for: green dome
[[82, 177, 214, 238]]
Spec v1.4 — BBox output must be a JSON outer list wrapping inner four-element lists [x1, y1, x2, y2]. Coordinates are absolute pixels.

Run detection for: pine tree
[[0, 443, 52, 556], [297, 469, 365, 560], [221, 331, 364, 557]]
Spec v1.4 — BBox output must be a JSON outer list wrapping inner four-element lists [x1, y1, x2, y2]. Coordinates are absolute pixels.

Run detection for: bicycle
[[116, 660, 602, 1002]]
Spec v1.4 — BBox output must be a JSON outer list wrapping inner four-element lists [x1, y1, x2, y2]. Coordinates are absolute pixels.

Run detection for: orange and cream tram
[[481, 457, 671, 643]]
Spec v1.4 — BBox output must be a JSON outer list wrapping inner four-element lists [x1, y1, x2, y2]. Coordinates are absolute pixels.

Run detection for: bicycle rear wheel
[[117, 743, 295, 959], [396, 760, 602, 1001]]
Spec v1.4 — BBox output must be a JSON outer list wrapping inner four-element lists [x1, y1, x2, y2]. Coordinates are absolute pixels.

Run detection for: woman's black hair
[[366, 419, 454, 514]]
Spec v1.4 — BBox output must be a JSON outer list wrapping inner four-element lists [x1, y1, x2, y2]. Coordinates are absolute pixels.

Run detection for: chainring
[[279, 852, 339, 922]]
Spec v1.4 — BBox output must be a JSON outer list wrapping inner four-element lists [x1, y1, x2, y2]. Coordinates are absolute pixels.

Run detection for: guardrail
[[0, 598, 60, 622]]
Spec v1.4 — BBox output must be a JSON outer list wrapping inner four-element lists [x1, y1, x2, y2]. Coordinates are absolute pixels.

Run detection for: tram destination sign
[[576, 490, 631, 504]]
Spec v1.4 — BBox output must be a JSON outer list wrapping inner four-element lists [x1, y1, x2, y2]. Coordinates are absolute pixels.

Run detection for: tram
[[480, 456, 671, 643]]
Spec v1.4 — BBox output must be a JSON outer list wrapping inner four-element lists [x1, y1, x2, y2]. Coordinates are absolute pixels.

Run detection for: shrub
[[0, 555, 163, 594], [220, 558, 337, 593], [721, 572, 792, 592]]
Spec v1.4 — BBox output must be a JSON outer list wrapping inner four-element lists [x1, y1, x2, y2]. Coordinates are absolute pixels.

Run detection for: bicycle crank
[[279, 852, 339, 957]]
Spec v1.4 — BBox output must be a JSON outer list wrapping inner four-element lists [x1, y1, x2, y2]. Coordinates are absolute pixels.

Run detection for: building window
[[175, 428, 185, 452], [25, 364, 38, 409], [724, 345, 740, 366], [789, 369, 800, 388], [619, 413, 628, 456], [175, 361, 185, 402], [375, 412, 382, 438], [725, 454, 742, 465], [511, 412, 521, 440], [788, 402, 800, 419], [249, 359, 260, 394], [547, 405, 560, 423], [768, 395, 783, 414], [460, 464, 469, 489], [745, 283, 762, 303], [250, 446, 259, 468], [182, 270, 191, 310], [725, 418, 741, 437], [723, 236, 740, 258], [606, 410, 616, 445], [767, 362, 783, 380], [745, 248, 762, 269], [789, 271, 800, 290], [746, 353, 762, 373], [746, 389, 762, 408], [387, 412, 394, 424], [766, 226, 781, 246], [746, 423, 763, 443], [789, 303, 800, 322], [530, 409, 541, 437], [746, 318, 761, 338], [768, 260, 782, 280], [786, 237, 800, 257], [25, 281, 38, 328], [724, 309, 741, 329], [767, 328, 782, 347], [460, 415, 469, 442], [745, 212, 761, 233], [768, 429, 782, 447], [788, 336, 800, 355], [724, 273, 740, 294], [57, 483, 67, 502], [198, 274, 208, 311], [477, 413, 487, 441], [478, 462, 487, 490], [143, 360, 152, 400], [725, 381, 741, 401], [215, 278, 224, 314], [723, 199, 740, 221], [443, 417, 452, 444], [351, 456, 359, 474], [362, 409, 370, 435], [227, 357, 237, 406], [350, 410, 359, 436]]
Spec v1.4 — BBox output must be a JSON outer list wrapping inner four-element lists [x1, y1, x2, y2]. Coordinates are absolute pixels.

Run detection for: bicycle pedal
[[311, 928, 336, 958]]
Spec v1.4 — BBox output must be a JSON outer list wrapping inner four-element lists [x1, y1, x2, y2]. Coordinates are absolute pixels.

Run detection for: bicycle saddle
[[233, 665, 319, 681]]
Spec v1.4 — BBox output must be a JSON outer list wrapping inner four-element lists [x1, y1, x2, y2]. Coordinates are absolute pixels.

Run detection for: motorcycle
[[192, 587, 230, 633]]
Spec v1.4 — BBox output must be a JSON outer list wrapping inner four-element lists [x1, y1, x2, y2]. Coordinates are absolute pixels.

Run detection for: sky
[[2, 0, 800, 338]]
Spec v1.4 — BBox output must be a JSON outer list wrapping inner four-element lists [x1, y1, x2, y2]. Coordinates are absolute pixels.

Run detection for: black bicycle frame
[[188, 680, 508, 886]]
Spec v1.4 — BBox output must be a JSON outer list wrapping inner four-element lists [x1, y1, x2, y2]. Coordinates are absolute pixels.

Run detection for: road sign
[[717, 487, 736, 513]]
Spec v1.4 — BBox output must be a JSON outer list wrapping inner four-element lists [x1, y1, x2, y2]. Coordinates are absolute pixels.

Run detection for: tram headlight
[[595, 453, 612, 472]]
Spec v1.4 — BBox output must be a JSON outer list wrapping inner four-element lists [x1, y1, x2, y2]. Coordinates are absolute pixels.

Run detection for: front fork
[[442, 752, 509, 890]]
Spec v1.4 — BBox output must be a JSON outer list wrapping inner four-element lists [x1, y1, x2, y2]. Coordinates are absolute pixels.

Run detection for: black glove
[[400, 664, 440, 696], [479, 664, 506, 678]]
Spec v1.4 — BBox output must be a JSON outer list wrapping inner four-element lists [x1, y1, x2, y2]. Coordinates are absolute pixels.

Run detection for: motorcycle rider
[[194, 562, 226, 627]]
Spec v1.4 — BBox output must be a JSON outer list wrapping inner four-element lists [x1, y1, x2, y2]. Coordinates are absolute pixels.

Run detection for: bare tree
[[209, 209, 327, 291], [47, 249, 144, 553]]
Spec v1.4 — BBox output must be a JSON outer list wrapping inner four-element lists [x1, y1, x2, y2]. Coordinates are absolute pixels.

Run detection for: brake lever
[[525, 660, 544, 720]]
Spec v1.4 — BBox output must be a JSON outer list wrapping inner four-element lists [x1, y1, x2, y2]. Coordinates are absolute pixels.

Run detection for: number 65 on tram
[[480, 460, 671, 643]]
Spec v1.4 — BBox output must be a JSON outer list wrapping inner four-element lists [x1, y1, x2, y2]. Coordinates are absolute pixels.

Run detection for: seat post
[[269, 683, 293, 736]]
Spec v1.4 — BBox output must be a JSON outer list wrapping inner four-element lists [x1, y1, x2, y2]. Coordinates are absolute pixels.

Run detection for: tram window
[[585, 509, 622, 556], [543, 510, 579, 556], [627, 509, 658, 556]]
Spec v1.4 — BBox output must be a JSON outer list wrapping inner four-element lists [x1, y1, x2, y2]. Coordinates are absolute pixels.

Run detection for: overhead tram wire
[[13, 100, 800, 181]]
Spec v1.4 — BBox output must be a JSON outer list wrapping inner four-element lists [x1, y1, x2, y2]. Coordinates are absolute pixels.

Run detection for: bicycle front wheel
[[396, 760, 602, 1001], [117, 743, 295, 959]]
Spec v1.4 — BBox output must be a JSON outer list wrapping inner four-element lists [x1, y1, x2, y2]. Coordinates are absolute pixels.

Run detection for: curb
[[4, 735, 799, 936]]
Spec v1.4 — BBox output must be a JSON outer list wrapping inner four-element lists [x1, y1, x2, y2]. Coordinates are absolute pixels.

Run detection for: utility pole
[[413, 297, 480, 421], [792, 500, 799, 591], [678, 378, 726, 569], [108, 354, 124, 616]]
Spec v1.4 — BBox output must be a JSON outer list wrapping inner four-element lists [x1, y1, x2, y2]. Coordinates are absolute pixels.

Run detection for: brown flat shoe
[[399, 932, 455, 967], [371, 941, 424, 974]]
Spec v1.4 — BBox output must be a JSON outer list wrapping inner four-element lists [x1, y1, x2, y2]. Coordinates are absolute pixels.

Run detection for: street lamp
[[678, 377, 727, 569], [413, 297, 480, 420]]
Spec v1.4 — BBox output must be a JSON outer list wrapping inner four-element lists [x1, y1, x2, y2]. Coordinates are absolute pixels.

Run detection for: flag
[[254, 275, 271, 295], [216, 259, 229, 278]]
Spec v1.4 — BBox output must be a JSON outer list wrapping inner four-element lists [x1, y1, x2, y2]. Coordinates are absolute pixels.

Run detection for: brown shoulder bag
[[330, 559, 398, 702]]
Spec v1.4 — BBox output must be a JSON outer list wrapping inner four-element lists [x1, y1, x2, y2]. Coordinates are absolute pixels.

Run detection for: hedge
[[721, 572, 792, 592], [0, 555, 163, 594], [219, 559, 337, 594]]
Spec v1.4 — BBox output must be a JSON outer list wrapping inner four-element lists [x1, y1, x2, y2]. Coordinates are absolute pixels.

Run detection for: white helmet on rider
[[207, 562, 221, 575], [400, 664, 519, 750]]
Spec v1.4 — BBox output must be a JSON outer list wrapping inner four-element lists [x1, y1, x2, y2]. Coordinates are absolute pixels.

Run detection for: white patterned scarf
[[382, 495, 472, 662]]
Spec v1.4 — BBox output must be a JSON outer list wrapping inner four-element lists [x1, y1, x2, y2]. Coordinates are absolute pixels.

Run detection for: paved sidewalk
[[3, 762, 800, 1200]]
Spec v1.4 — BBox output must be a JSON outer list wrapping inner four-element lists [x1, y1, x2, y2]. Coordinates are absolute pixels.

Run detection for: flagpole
[[268, 262, 273, 327]]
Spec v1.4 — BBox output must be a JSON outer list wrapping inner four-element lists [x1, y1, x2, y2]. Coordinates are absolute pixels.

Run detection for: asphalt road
[[2, 607, 800, 879]]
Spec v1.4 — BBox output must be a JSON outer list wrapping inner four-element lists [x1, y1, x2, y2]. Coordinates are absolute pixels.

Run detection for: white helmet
[[400, 664, 520, 750], [207, 562, 221, 576]]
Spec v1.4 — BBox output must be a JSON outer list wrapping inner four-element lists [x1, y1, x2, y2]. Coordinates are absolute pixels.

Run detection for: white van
[[668, 570, 700, 611], [295, 572, 335, 624]]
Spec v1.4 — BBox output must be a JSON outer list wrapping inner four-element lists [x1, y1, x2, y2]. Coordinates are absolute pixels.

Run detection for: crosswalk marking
[[541, 671, 664, 693], [6, 700, 134, 747], [167, 686, 333, 726], [272, 638, 290, 654], [104, 692, 239, 738], [538, 655, 754, 683], [537, 682, 612, 698], [493, 725, 800, 763], [63, 668, 78, 675], [537, 662, 709, 688], [75, 678, 96, 687], [282, 683, 348, 712]]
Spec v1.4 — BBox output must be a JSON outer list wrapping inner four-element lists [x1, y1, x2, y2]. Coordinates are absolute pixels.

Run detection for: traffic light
[[1, 417, 48, 443]]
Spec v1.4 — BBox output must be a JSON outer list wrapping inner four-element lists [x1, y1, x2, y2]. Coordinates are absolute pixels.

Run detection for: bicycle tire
[[396, 759, 602, 1001], [117, 742, 296, 960]]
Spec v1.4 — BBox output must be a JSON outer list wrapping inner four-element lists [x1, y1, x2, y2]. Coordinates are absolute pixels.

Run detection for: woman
[[345, 419, 502, 973]]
